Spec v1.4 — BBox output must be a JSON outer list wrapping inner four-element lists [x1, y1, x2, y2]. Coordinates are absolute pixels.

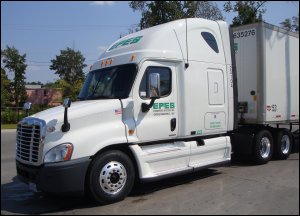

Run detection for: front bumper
[[16, 157, 91, 195]]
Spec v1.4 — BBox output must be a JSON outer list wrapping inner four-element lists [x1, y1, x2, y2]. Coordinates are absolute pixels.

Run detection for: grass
[[1, 124, 17, 129]]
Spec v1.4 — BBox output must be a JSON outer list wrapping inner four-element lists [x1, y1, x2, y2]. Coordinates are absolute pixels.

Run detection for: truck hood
[[31, 99, 122, 124], [27, 99, 127, 160]]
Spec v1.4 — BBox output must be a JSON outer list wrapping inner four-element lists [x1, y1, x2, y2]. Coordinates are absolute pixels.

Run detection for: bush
[[1, 109, 16, 124], [1, 109, 26, 124], [1, 105, 57, 124], [30, 104, 55, 114]]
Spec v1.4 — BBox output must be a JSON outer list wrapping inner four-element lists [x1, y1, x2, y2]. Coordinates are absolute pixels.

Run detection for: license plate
[[29, 182, 37, 192]]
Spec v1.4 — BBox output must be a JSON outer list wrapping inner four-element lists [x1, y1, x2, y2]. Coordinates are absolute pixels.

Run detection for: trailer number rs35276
[[233, 29, 256, 39]]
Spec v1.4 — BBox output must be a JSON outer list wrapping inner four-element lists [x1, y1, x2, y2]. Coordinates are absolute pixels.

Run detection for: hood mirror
[[23, 102, 32, 116]]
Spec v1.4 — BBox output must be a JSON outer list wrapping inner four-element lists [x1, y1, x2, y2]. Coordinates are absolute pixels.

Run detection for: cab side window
[[201, 32, 219, 53], [139, 67, 171, 99]]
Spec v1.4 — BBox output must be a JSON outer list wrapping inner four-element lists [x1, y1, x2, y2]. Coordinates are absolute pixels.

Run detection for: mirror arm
[[61, 98, 71, 132], [25, 109, 29, 117], [61, 107, 70, 132], [141, 98, 157, 112]]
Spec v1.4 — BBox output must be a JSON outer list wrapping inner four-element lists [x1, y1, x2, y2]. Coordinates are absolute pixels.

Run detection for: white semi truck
[[16, 18, 299, 204]]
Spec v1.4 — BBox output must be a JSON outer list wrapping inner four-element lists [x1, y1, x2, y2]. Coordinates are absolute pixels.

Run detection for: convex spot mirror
[[23, 102, 32, 110], [63, 98, 71, 108]]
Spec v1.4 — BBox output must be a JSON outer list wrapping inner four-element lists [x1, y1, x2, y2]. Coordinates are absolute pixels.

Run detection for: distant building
[[25, 85, 62, 106]]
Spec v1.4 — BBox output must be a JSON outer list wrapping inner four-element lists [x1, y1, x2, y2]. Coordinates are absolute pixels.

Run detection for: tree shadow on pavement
[[1, 169, 221, 214], [1, 177, 97, 214]]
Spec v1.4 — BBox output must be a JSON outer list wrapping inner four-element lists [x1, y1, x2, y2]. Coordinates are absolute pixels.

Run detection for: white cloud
[[90, 1, 116, 6]]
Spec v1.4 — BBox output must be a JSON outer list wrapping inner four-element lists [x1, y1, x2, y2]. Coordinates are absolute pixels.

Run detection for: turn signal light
[[130, 55, 136, 61]]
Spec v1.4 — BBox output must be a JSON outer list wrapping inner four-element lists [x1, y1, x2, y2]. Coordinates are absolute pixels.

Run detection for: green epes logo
[[153, 102, 175, 109], [108, 36, 143, 51]]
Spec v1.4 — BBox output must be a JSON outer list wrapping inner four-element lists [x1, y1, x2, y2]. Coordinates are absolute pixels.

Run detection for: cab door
[[133, 61, 178, 142]]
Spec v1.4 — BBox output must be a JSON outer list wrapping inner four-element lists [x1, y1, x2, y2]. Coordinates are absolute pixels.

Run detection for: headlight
[[44, 143, 73, 163]]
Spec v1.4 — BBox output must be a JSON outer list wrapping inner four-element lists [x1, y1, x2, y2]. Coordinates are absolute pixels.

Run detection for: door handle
[[171, 118, 176, 131]]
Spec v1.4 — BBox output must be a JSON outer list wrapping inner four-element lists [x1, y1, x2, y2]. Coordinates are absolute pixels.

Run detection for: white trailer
[[15, 18, 299, 204], [232, 22, 299, 124], [231, 22, 299, 162]]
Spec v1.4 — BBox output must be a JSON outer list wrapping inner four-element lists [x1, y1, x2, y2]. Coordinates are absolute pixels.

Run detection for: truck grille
[[16, 118, 46, 166]]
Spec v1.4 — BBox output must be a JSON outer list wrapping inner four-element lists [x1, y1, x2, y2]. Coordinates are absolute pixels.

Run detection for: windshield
[[78, 64, 137, 100]]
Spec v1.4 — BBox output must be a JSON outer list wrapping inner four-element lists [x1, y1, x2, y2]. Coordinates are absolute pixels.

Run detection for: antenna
[[185, 18, 189, 69]]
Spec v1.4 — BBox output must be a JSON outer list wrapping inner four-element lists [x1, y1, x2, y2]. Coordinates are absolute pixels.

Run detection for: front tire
[[253, 130, 273, 165], [87, 150, 135, 204]]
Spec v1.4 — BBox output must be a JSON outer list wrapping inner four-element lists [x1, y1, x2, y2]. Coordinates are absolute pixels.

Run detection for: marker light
[[130, 55, 136, 61], [101, 60, 105, 67], [46, 126, 56, 133]]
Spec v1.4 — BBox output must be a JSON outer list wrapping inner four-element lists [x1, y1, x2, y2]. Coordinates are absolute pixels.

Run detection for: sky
[[1, 1, 299, 83]]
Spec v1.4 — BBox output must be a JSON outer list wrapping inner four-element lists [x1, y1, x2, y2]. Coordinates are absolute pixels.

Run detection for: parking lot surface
[[1, 130, 299, 215]]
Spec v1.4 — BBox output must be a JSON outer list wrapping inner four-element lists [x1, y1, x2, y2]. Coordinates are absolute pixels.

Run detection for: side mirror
[[23, 102, 32, 116], [149, 73, 160, 99], [142, 73, 161, 112]]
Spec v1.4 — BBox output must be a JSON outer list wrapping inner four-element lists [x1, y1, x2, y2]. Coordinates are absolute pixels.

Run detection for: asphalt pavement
[[1, 129, 299, 215]]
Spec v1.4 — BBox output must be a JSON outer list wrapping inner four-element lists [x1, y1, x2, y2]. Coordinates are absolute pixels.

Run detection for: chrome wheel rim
[[99, 161, 127, 195], [260, 137, 271, 159], [281, 135, 290, 154]]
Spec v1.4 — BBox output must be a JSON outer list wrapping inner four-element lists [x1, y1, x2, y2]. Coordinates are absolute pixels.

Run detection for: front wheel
[[87, 150, 135, 204], [253, 130, 273, 165]]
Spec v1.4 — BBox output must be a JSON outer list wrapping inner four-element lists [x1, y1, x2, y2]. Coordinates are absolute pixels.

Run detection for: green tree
[[43, 81, 56, 88], [281, 13, 299, 32], [224, 1, 267, 27], [196, 1, 225, 21], [129, 1, 224, 29], [50, 47, 87, 84], [280, 18, 292, 31], [1, 46, 28, 107], [26, 81, 43, 86], [50, 47, 87, 100], [292, 13, 299, 32], [1, 68, 12, 107], [54, 79, 84, 101]]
